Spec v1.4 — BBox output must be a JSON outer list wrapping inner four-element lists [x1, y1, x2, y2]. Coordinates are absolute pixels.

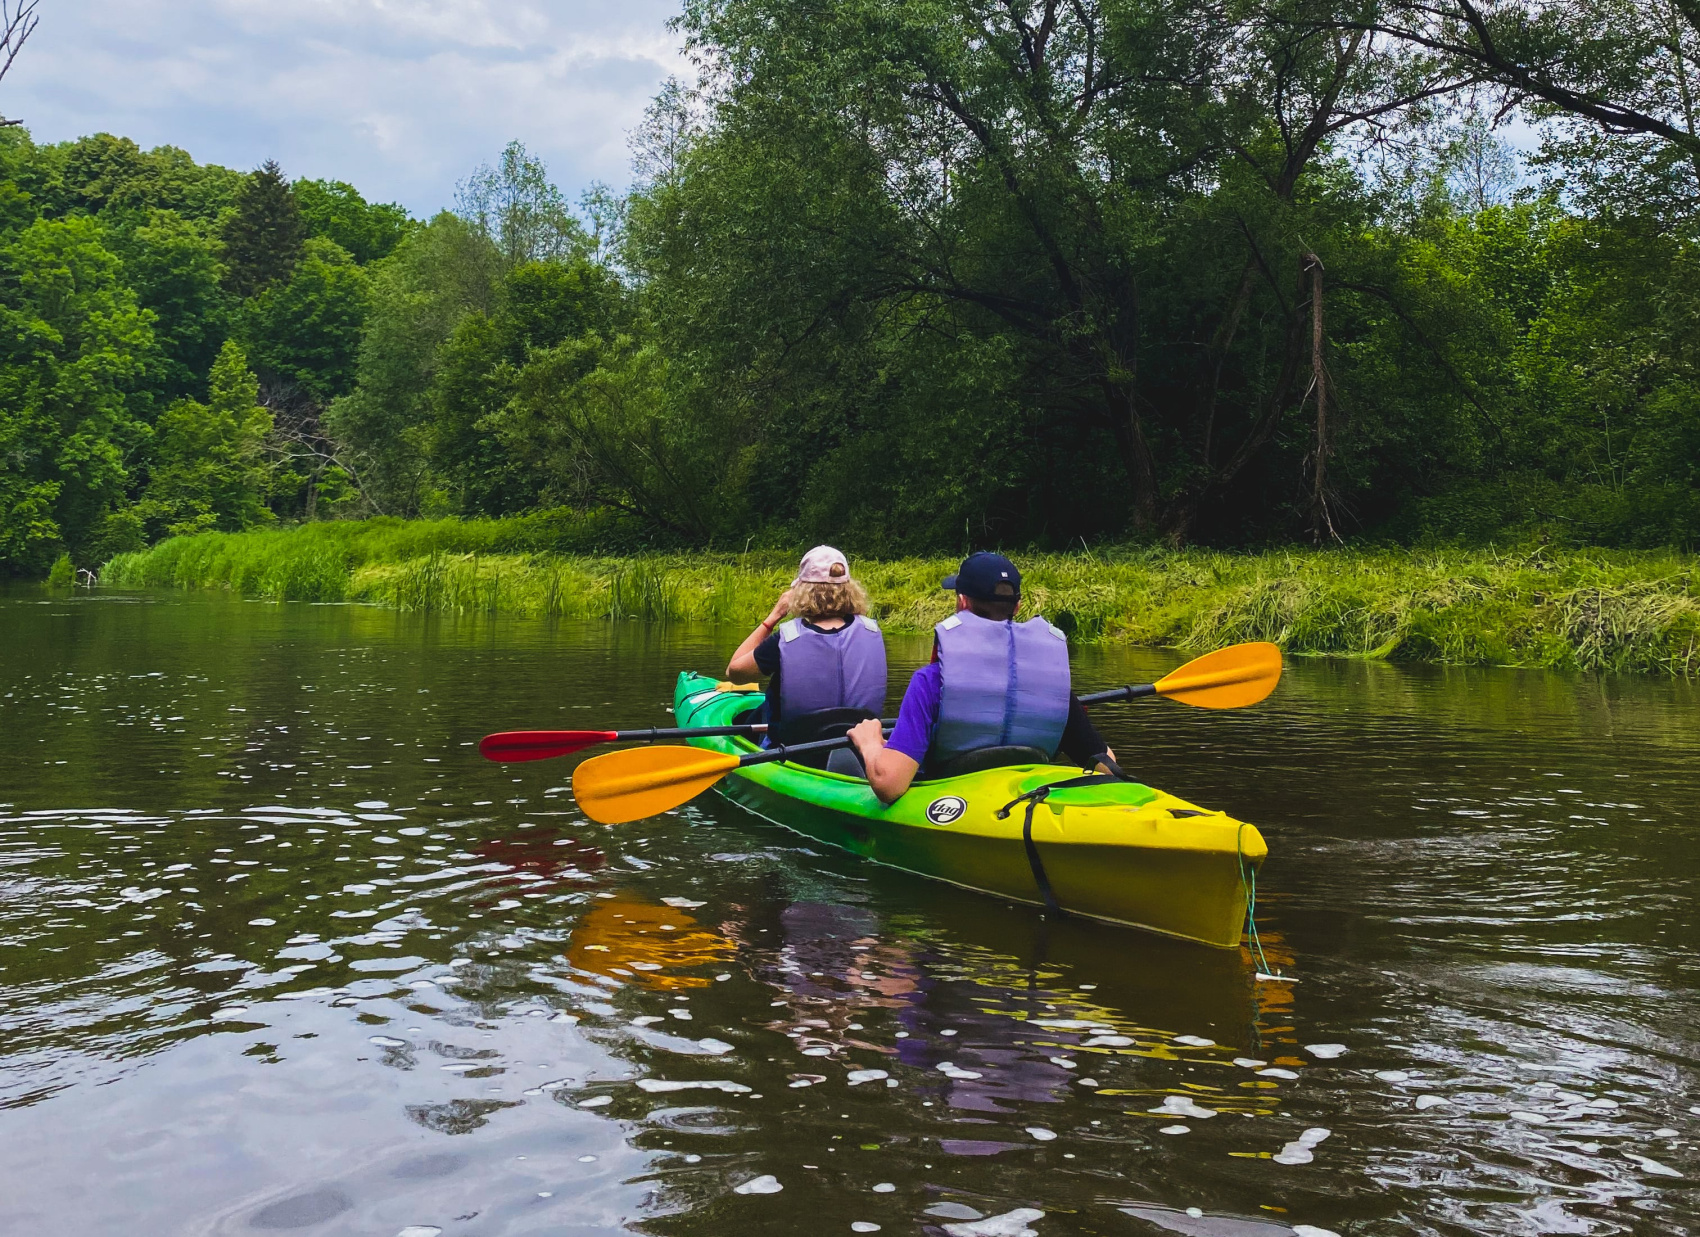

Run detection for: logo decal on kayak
[[926, 796, 967, 825]]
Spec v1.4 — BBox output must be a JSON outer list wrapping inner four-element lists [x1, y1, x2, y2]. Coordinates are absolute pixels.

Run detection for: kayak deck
[[673, 673, 1266, 949]]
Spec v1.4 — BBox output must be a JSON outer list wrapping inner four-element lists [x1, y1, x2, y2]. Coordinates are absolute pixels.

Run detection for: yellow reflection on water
[[566, 896, 736, 989]]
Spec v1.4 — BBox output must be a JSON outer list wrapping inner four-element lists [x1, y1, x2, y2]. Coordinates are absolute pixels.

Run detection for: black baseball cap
[[942, 552, 1021, 601]]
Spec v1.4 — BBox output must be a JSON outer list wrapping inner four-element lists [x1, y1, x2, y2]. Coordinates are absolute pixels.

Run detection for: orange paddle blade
[[572, 746, 741, 825], [1155, 641, 1282, 709]]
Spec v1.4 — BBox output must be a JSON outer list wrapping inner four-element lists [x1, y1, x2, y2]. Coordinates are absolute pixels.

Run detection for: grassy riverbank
[[99, 519, 1700, 675]]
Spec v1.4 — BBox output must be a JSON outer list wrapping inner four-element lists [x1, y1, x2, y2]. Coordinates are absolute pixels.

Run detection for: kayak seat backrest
[[922, 745, 1053, 780], [773, 706, 880, 769], [824, 746, 868, 779]]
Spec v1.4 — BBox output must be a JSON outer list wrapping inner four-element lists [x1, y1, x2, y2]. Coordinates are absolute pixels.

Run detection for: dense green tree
[[425, 257, 624, 514], [1326, 199, 1700, 545], [11, 133, 244, 224], [425, 311, 526, 514], [295, 178, 412, 263], [0, 178, 35, 235], [0, 217, 158, 571], [625, 0, 1415, 543], [136, 340, 274, 537], [496, 332, 751, 539], [114, 210, 230, 400], [241, 237, 372, 402], [221, 160, 305, 298], [602, 0, 1700, 550], [324, 213, 505, 515]]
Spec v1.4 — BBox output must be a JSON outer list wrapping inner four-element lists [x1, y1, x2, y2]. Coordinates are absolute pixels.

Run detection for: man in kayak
[[847, 552, 1116, 803], [726, 546, 887, 760]]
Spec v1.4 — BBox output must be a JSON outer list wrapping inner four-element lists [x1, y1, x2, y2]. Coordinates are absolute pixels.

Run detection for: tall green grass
[[101, 522, 1700, 675], [96, 509, 638, 601]]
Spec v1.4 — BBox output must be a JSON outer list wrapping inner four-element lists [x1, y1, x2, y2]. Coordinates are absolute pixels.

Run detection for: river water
[[2, 588, 1696, 1237]]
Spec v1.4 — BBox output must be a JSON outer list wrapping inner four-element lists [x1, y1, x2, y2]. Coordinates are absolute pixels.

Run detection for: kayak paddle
[[481, 724, 770, 763], [568, 642, 1282, 823], [485, 643, 1278, 764], [1078, 641, 1281, 710], [573, 734, 871, 824]]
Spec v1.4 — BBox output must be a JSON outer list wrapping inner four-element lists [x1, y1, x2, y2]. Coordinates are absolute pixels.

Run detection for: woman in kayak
[[726, 546, 888, 755]]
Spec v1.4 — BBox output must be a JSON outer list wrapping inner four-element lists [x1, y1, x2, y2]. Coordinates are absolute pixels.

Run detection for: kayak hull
[[673, 673, 1266, 949]]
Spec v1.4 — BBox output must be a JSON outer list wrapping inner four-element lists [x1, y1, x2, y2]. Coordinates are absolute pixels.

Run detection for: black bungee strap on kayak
[[1009, 785, 1063, 918], [996, 761, 1134, 919]]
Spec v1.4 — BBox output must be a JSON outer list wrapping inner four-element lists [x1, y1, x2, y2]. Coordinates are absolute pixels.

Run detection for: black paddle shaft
[[738, 728, 892, 769], [729, 688, 1152, 766], [1077, 682, 1159, 706], [616, 724, 768, 742], [708, 690, 1142, 764], [729, 686, 1154, 772], [614, 718, 899, 744]]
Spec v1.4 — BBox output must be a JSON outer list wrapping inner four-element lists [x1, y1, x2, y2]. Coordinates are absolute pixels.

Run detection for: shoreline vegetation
[[98, 519, 1700, 677]]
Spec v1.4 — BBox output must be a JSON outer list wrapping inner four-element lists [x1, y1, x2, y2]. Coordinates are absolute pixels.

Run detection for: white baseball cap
[[793, 545, 850, 584]]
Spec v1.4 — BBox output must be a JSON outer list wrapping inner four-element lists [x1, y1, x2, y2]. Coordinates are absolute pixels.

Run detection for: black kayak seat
[[920, 745, 1053, 780], [772, 706, 880, 769]]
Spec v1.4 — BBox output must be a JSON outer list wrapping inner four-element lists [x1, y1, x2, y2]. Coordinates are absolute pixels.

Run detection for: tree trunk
[[1304, 252, 1338, 543], [1105, 378, 1158, 530]]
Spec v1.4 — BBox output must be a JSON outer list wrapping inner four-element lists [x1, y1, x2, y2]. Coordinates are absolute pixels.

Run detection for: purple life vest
[[931, 610, 1070, 763], [776, 615, 888, 718]]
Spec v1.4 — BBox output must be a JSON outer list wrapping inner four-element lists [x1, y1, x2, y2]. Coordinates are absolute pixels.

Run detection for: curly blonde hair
[[792, 578, 869, 620]]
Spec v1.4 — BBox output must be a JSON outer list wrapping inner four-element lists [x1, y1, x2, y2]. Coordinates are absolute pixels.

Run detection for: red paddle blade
[[479, 730, 618, 762]]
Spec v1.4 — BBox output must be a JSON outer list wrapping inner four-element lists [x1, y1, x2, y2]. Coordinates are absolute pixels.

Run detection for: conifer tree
[[221, 160, 304, 299]]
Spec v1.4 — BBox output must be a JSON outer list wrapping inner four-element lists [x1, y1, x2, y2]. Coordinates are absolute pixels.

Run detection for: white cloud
[[1, 0, 689, 214]]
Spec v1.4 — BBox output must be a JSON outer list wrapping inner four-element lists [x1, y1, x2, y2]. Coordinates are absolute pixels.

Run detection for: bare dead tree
[[1302, 252, 1340, 544], [0, 0, 41, 127], [260, 379, 386, 517]]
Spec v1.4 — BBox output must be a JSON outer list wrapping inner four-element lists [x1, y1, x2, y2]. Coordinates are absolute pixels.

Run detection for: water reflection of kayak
[[675, 672, 1267, 949], [735, 899, 1289, 1120], [909, 880, 1266, 1048]]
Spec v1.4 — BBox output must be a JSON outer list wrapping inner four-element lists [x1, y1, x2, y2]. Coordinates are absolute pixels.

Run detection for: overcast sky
[[1, 0, 690, 215]]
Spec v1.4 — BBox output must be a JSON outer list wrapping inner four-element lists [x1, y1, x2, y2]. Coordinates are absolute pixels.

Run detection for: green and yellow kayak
[[674, 672, 1266, 949]]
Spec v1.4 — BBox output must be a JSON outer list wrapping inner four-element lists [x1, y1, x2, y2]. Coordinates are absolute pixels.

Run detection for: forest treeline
[[6, 0, 1700, 578]]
